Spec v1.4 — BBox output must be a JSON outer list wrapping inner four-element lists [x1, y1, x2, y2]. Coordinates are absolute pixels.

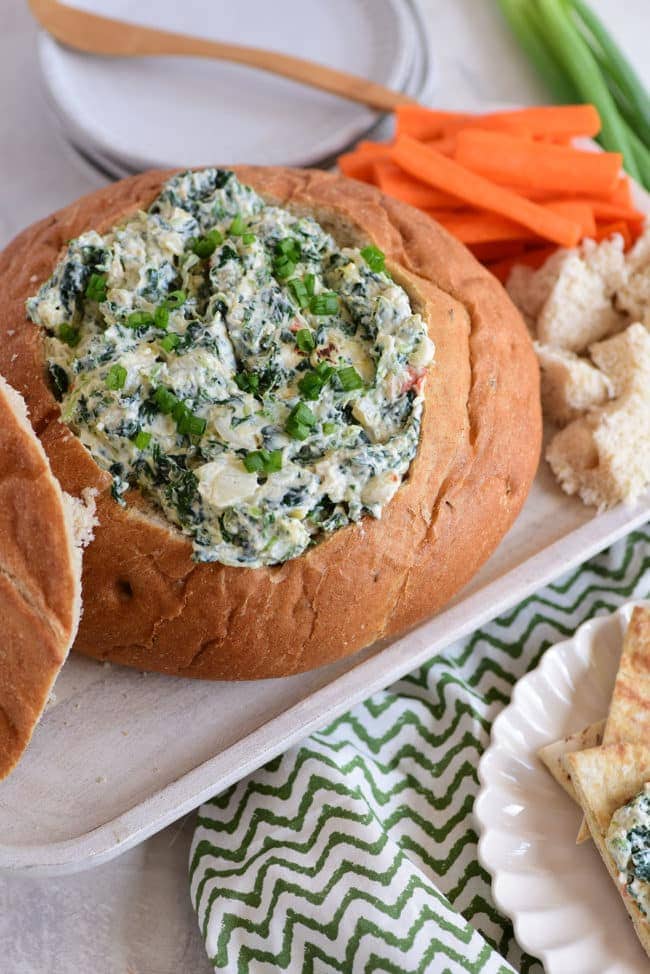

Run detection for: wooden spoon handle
[[30, 0, 416, 112]]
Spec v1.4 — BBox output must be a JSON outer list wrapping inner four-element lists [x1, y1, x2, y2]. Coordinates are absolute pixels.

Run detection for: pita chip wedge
[[538, 719, 605, 802], [566, 742, 650, 960], [576, 605, 650, 843], [0, 375, 95, 780]]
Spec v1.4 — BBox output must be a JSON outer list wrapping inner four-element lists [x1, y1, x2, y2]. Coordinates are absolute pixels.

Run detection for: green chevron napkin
[[189, 525, 649, 972]]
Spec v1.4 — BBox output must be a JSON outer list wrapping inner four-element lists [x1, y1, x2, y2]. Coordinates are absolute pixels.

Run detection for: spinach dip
[[606, 784, 650, 918], [27, 169, 435, 567]]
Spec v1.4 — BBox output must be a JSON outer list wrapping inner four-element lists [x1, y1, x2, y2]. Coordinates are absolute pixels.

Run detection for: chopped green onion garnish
[[154, 305, 169, 330], [360, 245, 386, 273], [191, 229, 223, 258], [286, 401, 317, 440], [234, 371, 260, 394], [297, 361, 334, 400], [304, 273, 316, 296], [166, 290, 186, 309], [177, 411, 206, 436], [59, 323, 81, 347], [132, 430, 152, 450], [276, 237, 301, 260], [243, 449, 283, 475], [309, 292, 339, 316], [334, 366, 364, 391], [273, 255, 296, 280], [322, 421, 337, 435], [295, 328, 316, 353], [242, 233, 256, 245], [106, 363, 127, 390], [160, 333, 180, 353], [85, 272, 107, 302], [229, 214, 246, 236], [126, 311, 155, 330], [273, 238, 301, 280], [172, 400, 187, 423], [287, 278, 310, 309], [154, 386, 178, 414]]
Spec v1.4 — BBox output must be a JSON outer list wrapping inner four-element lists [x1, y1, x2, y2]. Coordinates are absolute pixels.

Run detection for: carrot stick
[[454, 129, 622, 195], [544, 200, 596, 238], [434, 211, 538, 245], [338, 153, 377, 183], [372, 161, 464, 210], [391, 135, 582, 247], [469, 240, 528, 262], [338, 141, 391, 182], [612, 176, 633, 207], [561, 199, 642, 222], [395, 104, 601, 140], [423, 135, 457, 156]]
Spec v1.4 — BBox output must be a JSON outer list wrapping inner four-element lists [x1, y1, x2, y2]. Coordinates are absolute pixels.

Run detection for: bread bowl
[[0, 166, 541, 679]]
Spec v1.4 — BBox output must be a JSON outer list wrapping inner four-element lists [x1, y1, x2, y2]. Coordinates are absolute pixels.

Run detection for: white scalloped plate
[[476, 601, 650, 973]]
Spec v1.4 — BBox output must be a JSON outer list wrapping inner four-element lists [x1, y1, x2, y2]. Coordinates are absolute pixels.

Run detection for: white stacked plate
[[38, 0, 434, 180]]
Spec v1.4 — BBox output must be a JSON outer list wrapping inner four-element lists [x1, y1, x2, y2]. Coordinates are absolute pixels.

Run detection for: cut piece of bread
[[0, 375, 94, 780], [546, 325, 650, 509], [0, 168, 541, 680], [546, 391, 650, 509], [616, 224, 650, 327], [534, 341, 612, 425], [538, 719, 605, 801], [589, 321, 650, 397], [506, 250, 570, 325], [566, 742, 650, 959], [576, 606, 650, 842], [536, 235, 628, 353]]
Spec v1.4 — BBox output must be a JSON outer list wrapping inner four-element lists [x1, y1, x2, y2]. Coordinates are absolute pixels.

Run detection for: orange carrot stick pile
[[336, 104, 645, 282]]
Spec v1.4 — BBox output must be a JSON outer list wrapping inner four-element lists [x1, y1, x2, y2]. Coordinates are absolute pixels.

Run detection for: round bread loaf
[[0, 376, 83, 779], [0, 167, 541, 679]]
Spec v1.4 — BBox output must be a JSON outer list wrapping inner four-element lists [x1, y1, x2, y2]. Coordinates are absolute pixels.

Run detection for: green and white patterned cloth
[[189, 526, 650, 972]]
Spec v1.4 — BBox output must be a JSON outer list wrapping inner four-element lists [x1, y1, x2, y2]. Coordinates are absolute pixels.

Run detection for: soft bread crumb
[[589, 321, 650, 397], [506, 250, 569, 323], [616, 224, 650, 326], [547, 324, 650, 509], [534, 341, 612, 425], [536, 236, 627, 352], [63, 488, 98, 549]]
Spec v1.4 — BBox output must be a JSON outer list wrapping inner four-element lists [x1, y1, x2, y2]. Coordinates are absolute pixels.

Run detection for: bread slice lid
[[538, 719, 605, 803], [566, 742, 650, 958], [0, 375, 93, 780]]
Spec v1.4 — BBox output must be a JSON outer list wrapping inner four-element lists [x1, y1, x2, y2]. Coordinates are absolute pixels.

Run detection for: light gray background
[[1, 1, 647, 971]]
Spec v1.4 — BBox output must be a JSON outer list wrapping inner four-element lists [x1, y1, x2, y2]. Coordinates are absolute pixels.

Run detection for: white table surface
[[1, 2, 647, 971]]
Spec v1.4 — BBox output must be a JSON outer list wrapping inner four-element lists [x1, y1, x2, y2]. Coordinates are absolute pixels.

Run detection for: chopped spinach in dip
[[27, 169, 435, 567], [606, 783, 650, 918]]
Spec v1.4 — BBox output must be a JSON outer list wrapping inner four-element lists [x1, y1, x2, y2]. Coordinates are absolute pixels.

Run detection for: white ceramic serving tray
[[476, 602, 650, 973], [1, 462, 648, 875]]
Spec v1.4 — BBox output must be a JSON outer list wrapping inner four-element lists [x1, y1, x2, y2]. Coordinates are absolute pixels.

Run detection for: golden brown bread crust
[[0, 376, 81, 779], [0, 167, 541, 679]]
